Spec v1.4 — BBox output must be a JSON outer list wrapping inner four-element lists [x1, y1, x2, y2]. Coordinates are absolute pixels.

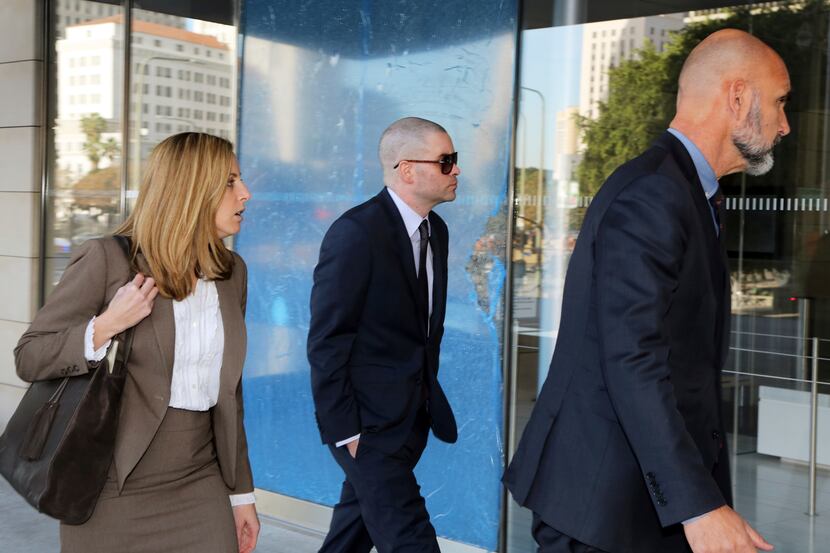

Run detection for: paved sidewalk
[[0, 478, 325, 552]]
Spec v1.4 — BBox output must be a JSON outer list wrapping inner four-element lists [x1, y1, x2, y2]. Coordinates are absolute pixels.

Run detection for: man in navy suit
[[308, 117, 460, 553], [504, 30, 790, 553]]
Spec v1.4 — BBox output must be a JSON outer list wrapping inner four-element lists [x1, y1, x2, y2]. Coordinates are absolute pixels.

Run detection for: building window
[[154, 39, 162, 47]]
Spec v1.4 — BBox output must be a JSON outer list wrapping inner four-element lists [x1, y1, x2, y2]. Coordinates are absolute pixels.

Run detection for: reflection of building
[[579, 14, 685, 119], [554, 106, 580, 183], [686, 2, 788, 23], [55, 16, 235, 178], [54, 0, 184, 39]]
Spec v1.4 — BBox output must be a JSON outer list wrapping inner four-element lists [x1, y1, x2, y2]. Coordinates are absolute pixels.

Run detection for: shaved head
[[677, 29, 784, 109], [670, 28, 790, 177], [379, 117, 448, 183]]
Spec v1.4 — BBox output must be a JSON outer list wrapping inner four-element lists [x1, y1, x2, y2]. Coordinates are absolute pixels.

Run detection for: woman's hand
[[93, 274, 158, 348], [233, 503, 260, 553]]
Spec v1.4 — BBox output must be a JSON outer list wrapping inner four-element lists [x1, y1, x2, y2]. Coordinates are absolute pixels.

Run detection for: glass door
[[507, 2, 830, 551]]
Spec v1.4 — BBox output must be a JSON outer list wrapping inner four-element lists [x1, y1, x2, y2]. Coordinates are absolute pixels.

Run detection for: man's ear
[[398, 161, 416, 185], [728, 79, 749, 121]]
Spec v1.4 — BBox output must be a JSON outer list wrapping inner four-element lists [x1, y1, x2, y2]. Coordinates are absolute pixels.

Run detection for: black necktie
[[709, 187, 724, 236], [417, 220, 430, 336]]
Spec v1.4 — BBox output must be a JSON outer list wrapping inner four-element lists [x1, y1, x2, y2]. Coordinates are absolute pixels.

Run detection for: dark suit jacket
[[504, 132, 732, 553], [308, 187, 457, 454], [15, 236, 254, 495]]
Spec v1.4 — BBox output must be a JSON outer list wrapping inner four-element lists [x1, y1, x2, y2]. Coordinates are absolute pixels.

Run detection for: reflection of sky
[[517, 25, 582, 169]]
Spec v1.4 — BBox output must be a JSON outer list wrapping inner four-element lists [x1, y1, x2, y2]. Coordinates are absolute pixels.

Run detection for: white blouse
[[86, 279, 223, 411], [168, 279, 224, 410], [84, 279, 254, 506]]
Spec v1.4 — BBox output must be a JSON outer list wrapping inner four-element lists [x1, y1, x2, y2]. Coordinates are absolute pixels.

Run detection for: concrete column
[[0, 0, 44, 429]]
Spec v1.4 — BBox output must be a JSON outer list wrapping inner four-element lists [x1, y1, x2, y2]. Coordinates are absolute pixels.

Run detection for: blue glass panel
[[237, 1, 517, 548]]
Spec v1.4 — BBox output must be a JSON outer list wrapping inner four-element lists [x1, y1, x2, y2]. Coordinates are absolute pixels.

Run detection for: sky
[[517, 24, 582, 170]]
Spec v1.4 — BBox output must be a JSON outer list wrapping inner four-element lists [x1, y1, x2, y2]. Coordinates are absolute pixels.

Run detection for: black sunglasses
[[393, 152, 458, 175]]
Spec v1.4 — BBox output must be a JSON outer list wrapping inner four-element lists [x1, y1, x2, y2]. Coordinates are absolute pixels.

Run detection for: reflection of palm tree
[[80, 113, 108, 172], [102, 138, 119, 164]]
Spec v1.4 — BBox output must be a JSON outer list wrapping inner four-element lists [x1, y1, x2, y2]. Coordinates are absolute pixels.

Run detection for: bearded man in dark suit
[[505, 29, 790, 553]]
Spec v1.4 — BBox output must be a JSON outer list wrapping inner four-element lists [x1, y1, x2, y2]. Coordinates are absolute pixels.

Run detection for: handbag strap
[[109, 235, 138, 376]]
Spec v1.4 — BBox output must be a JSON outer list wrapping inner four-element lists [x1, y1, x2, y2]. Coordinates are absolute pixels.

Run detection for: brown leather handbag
[[0, 235, 135, 524]]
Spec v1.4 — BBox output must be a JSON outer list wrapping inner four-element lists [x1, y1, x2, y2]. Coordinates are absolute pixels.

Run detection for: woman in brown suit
[[15, 133, 260, 553]]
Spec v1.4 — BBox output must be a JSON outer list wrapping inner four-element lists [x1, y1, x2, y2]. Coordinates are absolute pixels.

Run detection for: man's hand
[[684, 505, 773, 553], [232, 503, 260, 553], [346, 439, 359, 459]]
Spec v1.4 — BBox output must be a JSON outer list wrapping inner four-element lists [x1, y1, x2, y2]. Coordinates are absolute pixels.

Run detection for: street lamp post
[[520, 86, 547, 222]]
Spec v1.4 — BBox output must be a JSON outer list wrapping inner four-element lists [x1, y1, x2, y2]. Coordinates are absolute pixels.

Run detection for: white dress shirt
[[387, 186, 434, 317], [336, 186, 434, 449], [85, 279, 255, 506]]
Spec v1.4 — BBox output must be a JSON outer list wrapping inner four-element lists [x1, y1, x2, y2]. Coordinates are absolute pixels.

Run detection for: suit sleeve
[[233, 253, 254, 493], [595, 175, 726, 526], [307, 216, 370, 445], [15, 239, 109, 382]]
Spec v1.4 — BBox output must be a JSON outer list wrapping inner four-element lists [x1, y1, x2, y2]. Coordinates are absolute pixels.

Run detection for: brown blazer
[[14, 236, 254, 495]]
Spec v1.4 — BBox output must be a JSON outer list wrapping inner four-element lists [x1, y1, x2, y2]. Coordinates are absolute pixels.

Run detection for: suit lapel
[[660, 132, 732, 366], [378, 188, 419, 306], [661, 132, 727, 297], [428, 213, 446, 336], [135, 252, 175, 384], [216, 276, 244, 393]]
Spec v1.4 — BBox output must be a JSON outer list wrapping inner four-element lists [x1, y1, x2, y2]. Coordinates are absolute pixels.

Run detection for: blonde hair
[[115, 132, 236, 300]]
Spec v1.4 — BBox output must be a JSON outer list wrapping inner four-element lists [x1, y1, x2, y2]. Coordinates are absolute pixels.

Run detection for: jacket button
[[712, 430, 721, 440], [657, 498, 668, 506]]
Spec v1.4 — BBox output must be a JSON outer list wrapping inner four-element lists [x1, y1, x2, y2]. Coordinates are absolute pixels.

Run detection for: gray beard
[[732, 134, 776, 176], [731, 98, 779, 176]]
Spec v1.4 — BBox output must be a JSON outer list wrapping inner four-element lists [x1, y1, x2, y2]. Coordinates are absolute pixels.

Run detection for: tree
[[575, 1, 828, 197], [575, 41, 674, 196], [102, 138, 120, 165], [80, 113, 109, 172]]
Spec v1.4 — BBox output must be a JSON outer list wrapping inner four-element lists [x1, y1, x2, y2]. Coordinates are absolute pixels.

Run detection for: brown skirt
[[60, 408, 238, 553]]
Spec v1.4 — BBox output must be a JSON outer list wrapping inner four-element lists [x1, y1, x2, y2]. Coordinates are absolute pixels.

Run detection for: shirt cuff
[[336, 434, 361, 447], [84, 317, 111, 362], [682, 511, 712, 525], [229, 492, 256, 506]]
